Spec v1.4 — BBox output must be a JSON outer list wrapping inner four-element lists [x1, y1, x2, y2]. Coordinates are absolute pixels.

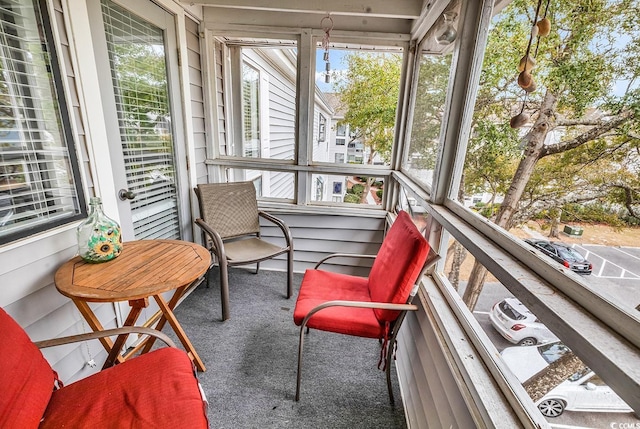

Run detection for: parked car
[[489, 298, 559, 346], [524, 238, 592, 275], [501, 343, 632, 417]]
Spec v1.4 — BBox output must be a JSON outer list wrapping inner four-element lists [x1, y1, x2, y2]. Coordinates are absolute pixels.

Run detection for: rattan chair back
[[196, 182, 260, 239]]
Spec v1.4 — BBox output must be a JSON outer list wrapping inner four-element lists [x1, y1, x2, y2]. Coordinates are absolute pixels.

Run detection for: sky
[[315, 49, 348, 93]]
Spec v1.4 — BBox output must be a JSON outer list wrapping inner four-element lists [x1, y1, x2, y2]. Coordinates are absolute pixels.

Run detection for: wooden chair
[[194, 181, 294, 320], [0, 307, 208, 428], [293, 210, 440, 403]]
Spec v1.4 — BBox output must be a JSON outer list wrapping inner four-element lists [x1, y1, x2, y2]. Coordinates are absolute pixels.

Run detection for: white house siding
[[0, 0, 118, 385], [257, 212, 384, 277], [185, 17, 208, 185], [213, 40, 228, 157]]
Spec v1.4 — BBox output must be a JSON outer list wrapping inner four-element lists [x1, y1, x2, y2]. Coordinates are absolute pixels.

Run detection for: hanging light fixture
[[510, 0, 551, 128], [321, 14, 333, 83], [434, 11, 458, 45]]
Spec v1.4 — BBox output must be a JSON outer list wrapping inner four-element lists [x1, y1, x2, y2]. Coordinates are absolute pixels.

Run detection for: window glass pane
[[439, 232, 636, 423], [242, 62, 260, 157], [311, 174, 383, 205], [225, 168, 294, 200], [313, 45, 403, 166], [101, 0, 180, 240], [458, 0, 640, 318], [0, 0, 82, 242], [403, 51, 452, 187], [219, 39, 297, 161]]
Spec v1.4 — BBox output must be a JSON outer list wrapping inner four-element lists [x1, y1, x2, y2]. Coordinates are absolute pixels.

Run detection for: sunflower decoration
[[77, 197, 123, 263], [84, 224, 123, 262]]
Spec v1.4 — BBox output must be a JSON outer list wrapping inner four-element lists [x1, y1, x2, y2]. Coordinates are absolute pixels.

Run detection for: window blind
[[101, 0, 180, 240], [0, 0, 83, 242]]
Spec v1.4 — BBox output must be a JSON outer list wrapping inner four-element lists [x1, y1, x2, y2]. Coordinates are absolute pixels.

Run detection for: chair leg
[[385, 339, 395, 404], [295, 323, 308, 401], [255, 261, 260, 275], [286, 247, 293, 299], [220, 261, 230, 321]]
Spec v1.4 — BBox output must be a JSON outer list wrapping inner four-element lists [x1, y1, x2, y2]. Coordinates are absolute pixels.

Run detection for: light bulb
[[435, 12, 458, 45]]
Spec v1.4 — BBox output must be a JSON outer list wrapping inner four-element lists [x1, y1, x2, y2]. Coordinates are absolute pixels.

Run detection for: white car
[[501, 343, 633, 417], [489, 298, 559, 346]]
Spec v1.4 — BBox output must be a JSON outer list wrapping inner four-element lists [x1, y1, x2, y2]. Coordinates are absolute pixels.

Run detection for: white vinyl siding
[[185, 17, 208, 185], [0, 0, 118, 385]]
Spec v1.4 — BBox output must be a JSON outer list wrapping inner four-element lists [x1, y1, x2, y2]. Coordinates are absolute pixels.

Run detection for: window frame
[[0, 0, 86, 245], [204, 28, 410, 209], [393, 0, 640, 418]]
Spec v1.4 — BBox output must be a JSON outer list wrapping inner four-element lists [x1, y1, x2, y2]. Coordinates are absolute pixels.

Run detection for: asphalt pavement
[[457, 243, 640, 429]]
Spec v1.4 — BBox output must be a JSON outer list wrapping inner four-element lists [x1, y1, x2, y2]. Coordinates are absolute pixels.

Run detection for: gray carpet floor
[[166, 266, 408, 429]]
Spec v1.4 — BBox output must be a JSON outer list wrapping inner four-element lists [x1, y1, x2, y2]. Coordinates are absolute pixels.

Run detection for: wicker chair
[[194, 182, 293, 320]]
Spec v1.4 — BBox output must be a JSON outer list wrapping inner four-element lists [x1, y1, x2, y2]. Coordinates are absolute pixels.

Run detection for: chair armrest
[[314, 253, 376, 269], [300, 300, 418, 328], [258, 211, 293, 248], [194, 218, 227, 263], [34, 326, 176, 349]]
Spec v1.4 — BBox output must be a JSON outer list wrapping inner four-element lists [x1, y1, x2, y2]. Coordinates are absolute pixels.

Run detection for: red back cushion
[[368, 211, 430, 322], [0, 307, 55, 428]]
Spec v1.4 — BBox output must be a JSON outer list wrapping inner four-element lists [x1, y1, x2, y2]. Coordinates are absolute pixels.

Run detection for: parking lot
[[572, 244, 640, 314], [465, 244, 640, 428]]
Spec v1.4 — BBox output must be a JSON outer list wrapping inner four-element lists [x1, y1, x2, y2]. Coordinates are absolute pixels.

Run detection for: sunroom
[[1, 0, 639, 427]]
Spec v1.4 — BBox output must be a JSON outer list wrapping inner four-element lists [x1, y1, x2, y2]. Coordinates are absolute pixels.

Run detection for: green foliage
[[560, 203, 627, 227], [407, 55, 452, 170], [334, 53, 402, 164], [350, 184, 365, 196], [343, 193, 360, 204], [464, 0, 640, 226], [376, 189, 383, 199]]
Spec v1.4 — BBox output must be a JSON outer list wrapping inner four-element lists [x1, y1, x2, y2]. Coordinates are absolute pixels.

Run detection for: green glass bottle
[[77, 197, 123, 263]]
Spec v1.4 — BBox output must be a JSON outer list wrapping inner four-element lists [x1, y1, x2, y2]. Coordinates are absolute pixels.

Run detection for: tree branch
[[540, 110, 635, 158]]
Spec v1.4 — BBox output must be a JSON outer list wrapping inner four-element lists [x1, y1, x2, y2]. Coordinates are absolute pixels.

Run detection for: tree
[[462, 0, 640, 310], [335, 52, 402, 202]]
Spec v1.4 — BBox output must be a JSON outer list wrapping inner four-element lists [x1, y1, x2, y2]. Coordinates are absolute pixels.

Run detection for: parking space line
[[572, 244, 640, 279], [613, 246, 640, 262], [548, 424, 595, 429]]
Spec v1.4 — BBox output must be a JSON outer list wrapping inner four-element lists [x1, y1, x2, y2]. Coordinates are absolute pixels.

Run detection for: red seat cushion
[[0, 307, 55, 429], [293, 269, 384, 339], [368, 211, 429, 322], [40, 347, 208, 429]]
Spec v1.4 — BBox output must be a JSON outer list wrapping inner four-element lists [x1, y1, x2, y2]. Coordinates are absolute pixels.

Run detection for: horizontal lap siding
[[0, 1, 117, 385], [185, 17, 208, 185], [256, 213, 385, 276]]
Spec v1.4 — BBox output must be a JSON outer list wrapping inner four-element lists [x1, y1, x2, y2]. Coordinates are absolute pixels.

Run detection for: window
[[332, 181, 342, 194], [209, 34, 400, 208], [314, 176, 324, 201], [242, 62, 260, 157], [318, 113, 326, 142], [402, 49, 452, 188], [0, 0, 84, 244], [312, 44, 403, 165], [219, 38, 297, 161]]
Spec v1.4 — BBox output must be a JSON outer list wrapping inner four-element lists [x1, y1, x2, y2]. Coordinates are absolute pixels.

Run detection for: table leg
[[103, 298, 147, 369], [150, 292, 206, 372], [72, 299, 125, 365], [140, 284, 186, 354]]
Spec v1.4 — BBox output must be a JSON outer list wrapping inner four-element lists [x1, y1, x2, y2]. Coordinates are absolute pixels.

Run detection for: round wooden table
[[55, 239, 210, 371]]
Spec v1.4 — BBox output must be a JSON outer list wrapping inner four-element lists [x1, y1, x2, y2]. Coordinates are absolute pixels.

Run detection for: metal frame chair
[[194, 181, 294, 320], [293, 211, 440, 403]]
